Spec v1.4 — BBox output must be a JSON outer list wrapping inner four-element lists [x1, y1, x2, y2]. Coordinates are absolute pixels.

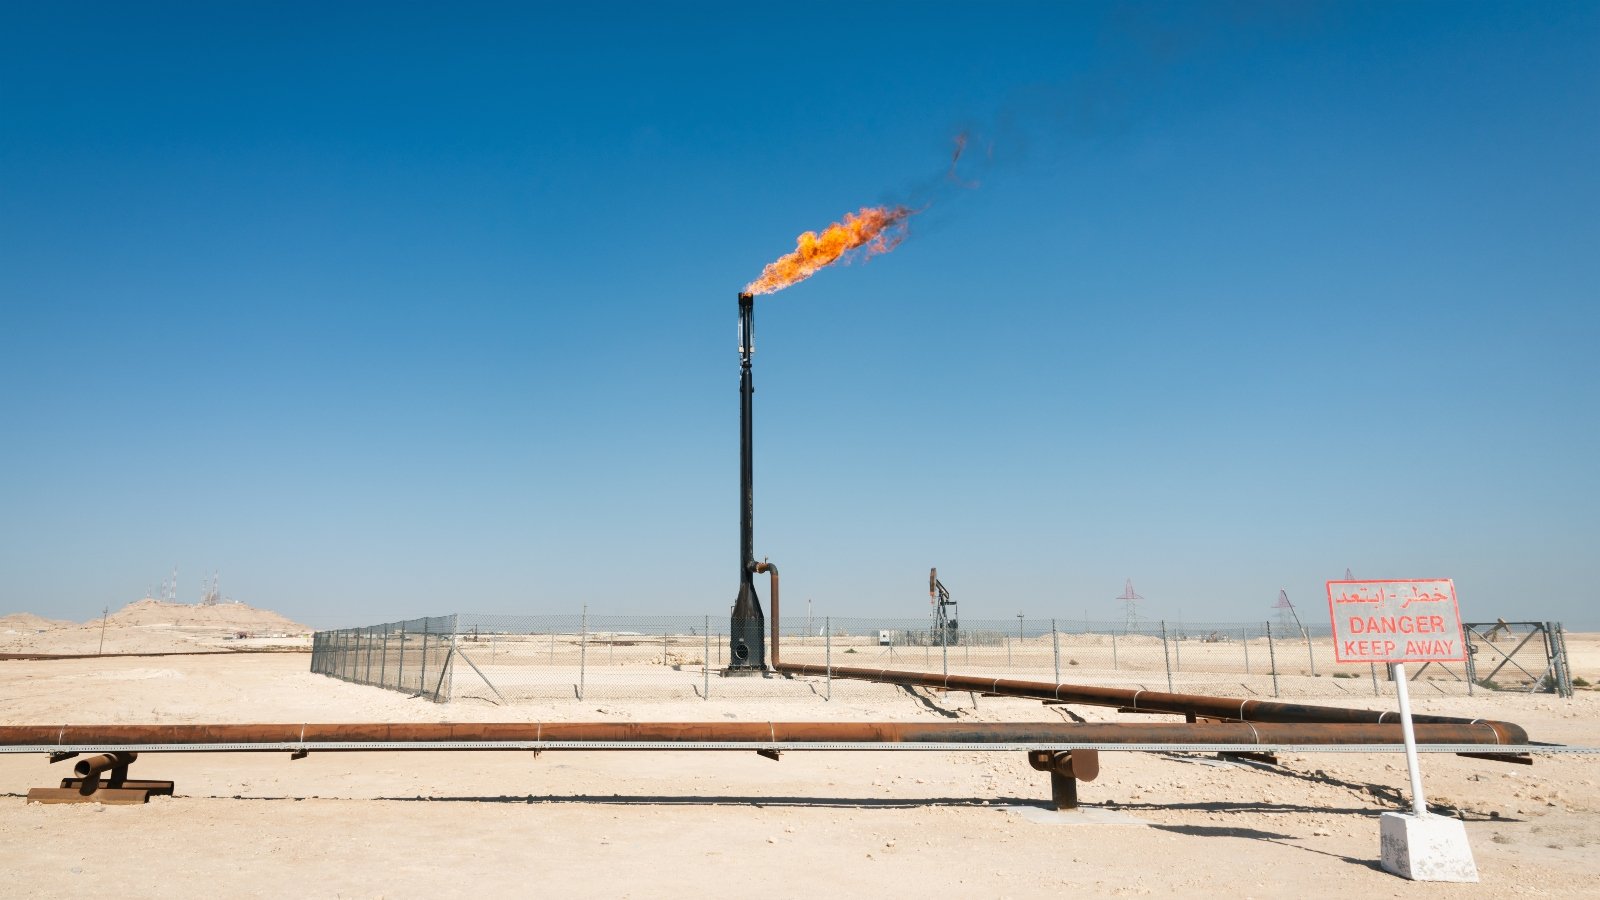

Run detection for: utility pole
[[97, 605, 109, 656]]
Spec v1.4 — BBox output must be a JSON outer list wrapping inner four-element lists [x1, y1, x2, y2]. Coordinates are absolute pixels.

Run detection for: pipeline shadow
[[897, 685, 964, 719], [1109, 800, 1392, 816], [1149, 824, 1390, 873], [1149, 824, 1294, 840], [7, 791, 1048, 808], [370, 793, 1050, 808]]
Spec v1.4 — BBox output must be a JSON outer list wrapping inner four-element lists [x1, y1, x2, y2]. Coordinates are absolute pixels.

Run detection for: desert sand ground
[[0, 621, 1596, 899]]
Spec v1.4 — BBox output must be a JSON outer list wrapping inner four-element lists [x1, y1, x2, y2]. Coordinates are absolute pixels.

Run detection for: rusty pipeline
[[752, 561, 778, 667], [73, 751, 137, 779], [771, 662, 1529, 745], [0, 720, 1521, 748]]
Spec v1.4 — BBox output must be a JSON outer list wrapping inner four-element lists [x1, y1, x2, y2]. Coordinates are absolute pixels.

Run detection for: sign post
[[1327, 578, 1478, 882]]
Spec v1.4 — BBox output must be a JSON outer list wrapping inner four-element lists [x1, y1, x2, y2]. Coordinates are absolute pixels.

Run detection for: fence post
[[446, 633, 457, 703], [941, 616, 948, 677], [380, 627, 389, 688], [1005, 635, 1011, 670], [396, 626, 406, 691], [1051, 619, 1060, 683], [1242, 626, 1251, 674], [1304, 627, 1316, 677], [366, 627, 375, 684], [1111, 630, 1118, 671], [1464, 636, 1476, 697], [703, 615, 710, 700], [578, 605, 588, 702], [419, 621, 430, 699], [1161, 620, 1173, 693], [1370, 662, 1380, 696], [1266, 621, 1279, 698], [1174, 619, 1181, 672], [825, 617, 832, 701]]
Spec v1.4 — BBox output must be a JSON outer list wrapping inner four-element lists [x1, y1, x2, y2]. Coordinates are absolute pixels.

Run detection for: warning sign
[[1325, 579, 1465, 664]]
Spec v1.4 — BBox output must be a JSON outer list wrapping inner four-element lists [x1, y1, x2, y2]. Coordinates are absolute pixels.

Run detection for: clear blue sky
[[2, 2, 1595, 630]]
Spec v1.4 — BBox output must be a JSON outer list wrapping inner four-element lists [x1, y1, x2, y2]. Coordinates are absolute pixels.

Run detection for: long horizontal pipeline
[[0, 721, 1521, 748], [773, 663, 1529, 745], [3, 742, 1588, 755], [0, 650, 300, 661]]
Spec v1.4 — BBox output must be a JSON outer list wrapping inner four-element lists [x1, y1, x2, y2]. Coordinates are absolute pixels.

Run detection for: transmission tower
[[1272, 589, 1304, 633], [200, 571, 220, 606], [1117, 579, 1144, 633]]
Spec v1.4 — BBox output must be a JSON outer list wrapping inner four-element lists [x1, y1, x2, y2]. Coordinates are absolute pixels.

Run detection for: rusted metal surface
[[74, 751, 137, 782], [754, 561, 779, 669], [0, 720, 1522, 748], [26, 750, 174, 804], [26, 785, 171, 805], [772, 662, 1529, 745], [1027, 749, 1098, 810], [1028, 748, 1099, 781]]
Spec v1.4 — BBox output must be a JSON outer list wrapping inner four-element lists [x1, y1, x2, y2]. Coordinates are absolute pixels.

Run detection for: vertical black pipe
[[729, 291, 766, 670]]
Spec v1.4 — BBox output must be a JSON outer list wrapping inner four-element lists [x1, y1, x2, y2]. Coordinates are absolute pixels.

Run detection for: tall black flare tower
[[728, 291, 766, 671]]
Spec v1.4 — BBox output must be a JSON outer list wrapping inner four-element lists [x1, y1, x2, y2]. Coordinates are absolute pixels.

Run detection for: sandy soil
[[0, 630, 1596, 898]]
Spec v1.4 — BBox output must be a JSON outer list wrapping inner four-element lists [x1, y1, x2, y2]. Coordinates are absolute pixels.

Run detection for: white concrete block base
[[1379, 811, 1479, 882]]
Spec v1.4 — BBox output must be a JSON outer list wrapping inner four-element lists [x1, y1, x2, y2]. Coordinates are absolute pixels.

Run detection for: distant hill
[[105, 598, 311, 633], [0, 612, 75, 632]]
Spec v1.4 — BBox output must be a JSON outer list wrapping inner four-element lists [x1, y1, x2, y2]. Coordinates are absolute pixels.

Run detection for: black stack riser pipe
[[729, 292, 765, 669]]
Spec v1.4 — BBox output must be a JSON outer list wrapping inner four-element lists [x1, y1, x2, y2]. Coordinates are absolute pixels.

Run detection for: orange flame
[[744, 205, 914, 296]]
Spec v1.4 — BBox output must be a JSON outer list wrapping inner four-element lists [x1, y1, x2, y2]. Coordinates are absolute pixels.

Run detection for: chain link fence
[[311, 614, 1573, 703], [310, 616, 458, 701]]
